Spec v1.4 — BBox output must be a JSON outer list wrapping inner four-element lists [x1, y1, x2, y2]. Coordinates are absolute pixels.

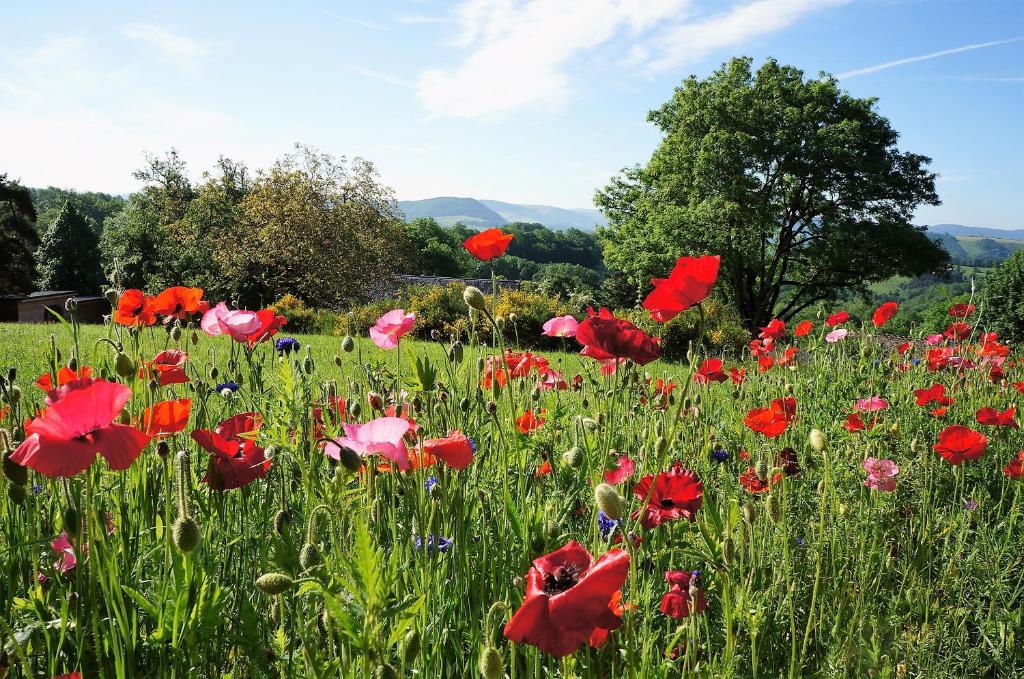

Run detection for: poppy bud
[[373, 663, 399, 679], [531, 387, 540, 402], [485, 400, 497, 415], [190, 330, 199, 345], [63, 506, 79, 538], [368, 392, 384, 412], [459, 397, 470, 413], [118, 410, 131, 425], [341, 335, 355, 353], [299, 543, 321, 570], [495, 316, 506, 329], [303, 354, 315, 375], [171, 325, 182, 342], [5, 367, 14, 383], [64, 297, 77, 313], [890, 421, 901, 438], [808, 429, 827, 452], [7, 484, 25, 504], [463, 286, 487, 312], [401, 629, 421, 665], [67, 354, 78, 371], [156, 441, 170, 459], [478, 647, 503, 679], [273, 509, 291, 535], [350, 380, 361, 394], [172, 516, 201, 553], [337, 445, 362, 474], [742, 502, 757, 525], [756, 459, 768, 479], [448, 342, 464, 364], [767, 494, 781, 523], [104, 288, 119, 305], [8, 385, 20, 405], [208, 366, 218, 380], [655, 436, 668, 457], [722, 537, 736, 565], [910, 437, 919, 454], [148, 378, 160, 391], [582, 417, 599, 432], [255, 572, 294, 595], [561, 446, 583, 468], [2, 451, 27, 487], [594, 483, 625, 520]]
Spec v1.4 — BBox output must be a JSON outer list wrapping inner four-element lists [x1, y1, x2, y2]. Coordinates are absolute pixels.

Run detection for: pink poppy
[[325, 417, 412, 470], [201, 302, 262, 339], [604, 454, 635, 485], [542, 315, 579, 338], [51, 532, 77, 573], [370, 309, 416, 350], [10, 380, 151, 477], [925, 333, 944, 346], [825, 328, 848, 343], [855, 396, 889, 413], [862, 457, 899, 492]]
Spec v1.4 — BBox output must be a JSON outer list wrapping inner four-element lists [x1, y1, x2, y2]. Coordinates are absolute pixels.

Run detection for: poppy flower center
[[543, 564, 581, 594], [660, 498, 676, 508]]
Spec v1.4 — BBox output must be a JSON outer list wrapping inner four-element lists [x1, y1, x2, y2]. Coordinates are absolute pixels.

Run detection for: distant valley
[[398, 196, 607, 230]]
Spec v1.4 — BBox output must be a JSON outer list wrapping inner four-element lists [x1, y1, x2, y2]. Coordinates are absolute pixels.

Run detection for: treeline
[[1, 146, 629, 312]]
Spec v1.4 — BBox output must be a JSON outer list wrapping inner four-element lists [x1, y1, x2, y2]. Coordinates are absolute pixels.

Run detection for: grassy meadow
[[0, 307, 1022, 678]]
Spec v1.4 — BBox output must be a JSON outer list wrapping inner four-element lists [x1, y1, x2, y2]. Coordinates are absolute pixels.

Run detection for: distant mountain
[[398, 196, 606, 230], [926, 223, 1024, 240], [478, 200, 606, 230], [399, 197, 507, 228]]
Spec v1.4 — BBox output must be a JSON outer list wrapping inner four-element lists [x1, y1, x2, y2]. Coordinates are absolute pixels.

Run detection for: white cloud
[[396, 14, 456, 25], [121, 24, 209, 73], [418, 0, 847, 118], [837, 36, 1024, 79], [349, 65, 415, 88]]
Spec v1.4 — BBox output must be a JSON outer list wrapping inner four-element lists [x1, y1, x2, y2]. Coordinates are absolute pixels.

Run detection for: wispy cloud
[[837, 36, 1024, 78], [396, 14, 456, 25], [349, 66, 415, 88], [322, 10, 389, 31], [417, 0, 847, 118], [121, 24, 209, 73]]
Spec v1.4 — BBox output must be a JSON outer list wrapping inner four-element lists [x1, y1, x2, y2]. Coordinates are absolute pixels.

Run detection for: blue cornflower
[[425, 476, 439, 492], [216, 381, 240, 393], [275, 337, 301, 354], [796, 536, 806, 548], [911, 358, 922, 366], [414, 534, 452, 553], [31, 484, 44, 496], [964, 500, 978, 511], [598, 511, 619, 540], [711, 447, 730, 462]]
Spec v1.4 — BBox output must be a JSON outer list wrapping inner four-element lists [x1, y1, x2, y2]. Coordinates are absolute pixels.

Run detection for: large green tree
[[984, 250, 1024, 340], [0, 174, 40, 295], [35, 200, 104, 292], [597, 57, 948, 331]]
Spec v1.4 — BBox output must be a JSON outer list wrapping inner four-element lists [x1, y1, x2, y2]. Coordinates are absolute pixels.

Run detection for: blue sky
[[1, 0, 1021, 227]]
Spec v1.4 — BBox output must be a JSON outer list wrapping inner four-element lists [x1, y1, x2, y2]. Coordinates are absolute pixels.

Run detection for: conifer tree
[[35, 199, 104, 293]]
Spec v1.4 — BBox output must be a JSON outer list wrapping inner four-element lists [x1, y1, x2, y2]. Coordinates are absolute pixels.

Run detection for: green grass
[[1, 318, 1022, 678]]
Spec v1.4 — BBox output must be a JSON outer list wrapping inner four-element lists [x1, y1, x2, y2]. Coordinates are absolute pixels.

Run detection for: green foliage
[[269, 294, 340, 335], [531, 263, 601, 307], [0, 174, 40, 295], [403, 218, 475, 277], [30, 186, 125, 237], [598, 57, 948, 331], [984, 249, 1024, 340], [35, 201, 104, 293]]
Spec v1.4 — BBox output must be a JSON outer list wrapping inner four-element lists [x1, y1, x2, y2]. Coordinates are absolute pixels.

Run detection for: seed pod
[[808, 429, 827, 452], [478, 647, 503, 679], [255, 572, 294, 595], [172, 516, 201, 553], [594, 483, 625, 520], [341, 335, 355, 353]]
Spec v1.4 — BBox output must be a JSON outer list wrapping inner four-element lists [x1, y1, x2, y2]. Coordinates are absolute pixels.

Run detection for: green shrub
[[984, 250, 1024, 340], [270, 294, 341, 335]]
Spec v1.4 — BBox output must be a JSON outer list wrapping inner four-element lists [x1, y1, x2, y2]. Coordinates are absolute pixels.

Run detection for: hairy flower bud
[[561, 446, 583, 468], [463, 286, 487, 312], [2, 450, 27, 487], [478, 647, 503, 679], [255, 572, 294, 595], [299, 543, 321, 570], [594, 483, 625, 520], [808, 429, 827, 452], [767, 494, 781, 523], [172, 516, 201, 553], [341, 335, 355, 353]]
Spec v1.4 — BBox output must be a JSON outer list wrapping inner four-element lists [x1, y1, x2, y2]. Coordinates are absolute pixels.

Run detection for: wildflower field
[[1, 243, 1023, 678]]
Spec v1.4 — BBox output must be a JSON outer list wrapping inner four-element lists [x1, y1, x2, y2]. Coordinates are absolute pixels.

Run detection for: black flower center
[[543, 564, 581, 594], [660, 498, 676, 508]]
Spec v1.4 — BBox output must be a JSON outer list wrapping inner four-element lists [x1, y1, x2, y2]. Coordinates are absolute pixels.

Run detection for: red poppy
[[930, 407, 949, 418], [897, 341, 913, 355], [516, 409, 546, 434], [191, 413, 271, 490], [141, 398, 192, 438], [776, 447, 801, 476], [587, 590, 630, 648], [604, 454, 635, 485], [422, 431, 475, 470], [152, 286, 205, 319], [534, 459, 553, 476], [10, 380, 150, 477], [35, 366, 93, 392], [463, 228, 513, 261], [976, 406, 1018, 429], [693, 358, 728, 384], [757, 355, 775, 373], [729, 367, 746, 384], [914, 384, 954, 407], [872, 301, 898, 328], [933, 425, 987, 465], [659, 570, 707, 619], [825, 311, 849, 327], [843, 412, 873, 433], [759, 319, 786, 340], [944, 322, 971, 341], [739, 466, 772, 493], [503, 541, 629, 657], [312, 396, 349, 439], [1004, 451, 1024, 479], [575, 307, 661, 366], [642, 255, 720, 322], [631, 464, 703, 528], [793, 320, 813, 337], [1014, 382, 1024, 395], [744, 398, 796, 438], [948, 303, 975, 319], [140, 349, 189, 385], [113, 289, 157, 327]]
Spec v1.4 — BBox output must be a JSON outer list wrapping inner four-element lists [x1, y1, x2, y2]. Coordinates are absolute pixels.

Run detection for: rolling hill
[[398, 196, 606, 230]]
